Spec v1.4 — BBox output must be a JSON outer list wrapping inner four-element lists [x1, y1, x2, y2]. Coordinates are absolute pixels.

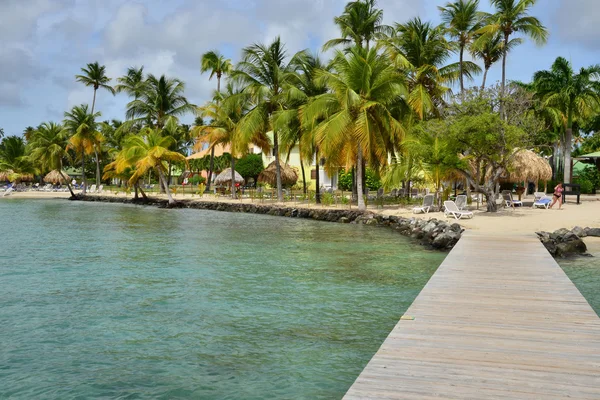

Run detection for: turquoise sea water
[[559, 247, 600, 317], [0, 199, 445, 399]]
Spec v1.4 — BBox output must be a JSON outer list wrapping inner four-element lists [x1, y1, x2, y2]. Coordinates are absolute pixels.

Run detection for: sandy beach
[[4, 190, 600, 241]]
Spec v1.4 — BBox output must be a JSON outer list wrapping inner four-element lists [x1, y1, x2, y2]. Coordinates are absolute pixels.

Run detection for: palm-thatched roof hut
[[44, 170, 70, 184], [0, 170, 33, 182], [258, 161, 298, 187], [506, 149, 552, 183], [0, 170, 12, 182], [214, 168, 244, 186]]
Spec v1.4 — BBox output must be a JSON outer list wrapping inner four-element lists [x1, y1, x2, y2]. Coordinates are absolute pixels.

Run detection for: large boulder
[[571, 226, 586, 238], [556, 239, 587, 258], [550, 228, 571, 241], [585, 227, 600, 237]]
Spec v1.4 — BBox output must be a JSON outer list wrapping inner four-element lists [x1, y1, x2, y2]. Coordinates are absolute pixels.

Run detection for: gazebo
[[505, 149, 552, 193]]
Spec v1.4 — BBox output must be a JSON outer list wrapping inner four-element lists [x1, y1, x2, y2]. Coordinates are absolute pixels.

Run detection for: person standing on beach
[[549, 182, 564, 209]]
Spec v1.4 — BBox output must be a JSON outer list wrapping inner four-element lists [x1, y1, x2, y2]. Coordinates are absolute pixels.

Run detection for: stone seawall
[[73, 195, 464, 250]]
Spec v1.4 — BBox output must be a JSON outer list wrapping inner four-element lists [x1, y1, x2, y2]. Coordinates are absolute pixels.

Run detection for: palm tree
[[233, 37, 296, 202], [303, 47, 406, 211], [115, 66, 147, 101], [126, 74, 195, 129], [0, 136, 36, 180], [438, 0, 482, 95], [384, 18, 480, 119], [471, 32, 521, 89], [120, 119, 187, 206], [323, 0, 392, 51], [28, 122, 76, 197], [64, 104, 102, 194], [23, 126, 35, 142], [481, 0, 548, 105], [201, 50, 233, 193], [532, 57, 600, 183], [75, 62, 115, 115]]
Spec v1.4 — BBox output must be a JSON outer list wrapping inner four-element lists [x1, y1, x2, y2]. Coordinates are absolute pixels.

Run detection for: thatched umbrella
[[214, 168, 244, 186], [0, 170, 33, 182], [44, 170, 70, 184], [0, 170, 13, 182], [503, 149, 552, 194], [258, 161, 298, 187]]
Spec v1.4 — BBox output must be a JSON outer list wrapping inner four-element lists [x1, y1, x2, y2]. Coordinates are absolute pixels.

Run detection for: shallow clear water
[[559, 248, 600, 317], [0, 199, 444, 399]]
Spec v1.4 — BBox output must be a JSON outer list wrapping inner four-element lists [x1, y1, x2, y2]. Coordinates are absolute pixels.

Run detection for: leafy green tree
[[64, 104, 102, 193], [303, 47, 405, 210], [126, 74, 195, 129], [201, 50, 233, 192], [531, 57, 600, 183], [438, 0, 482, 95], [323, 0, 391, 51], [28, 122, 75, 197], [0, 128, 3, 139], [0, 136, 36, 180], [75, 62, 115, 114], [235, 154, 264, 185], [480, 0, 548, 109], [233, 37, 295, 201]]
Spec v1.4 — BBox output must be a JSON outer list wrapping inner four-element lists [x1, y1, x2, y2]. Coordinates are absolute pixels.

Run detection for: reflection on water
[[0, 199, 445, 399]]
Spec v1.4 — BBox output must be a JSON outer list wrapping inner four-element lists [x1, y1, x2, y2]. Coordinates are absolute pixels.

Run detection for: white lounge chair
[[3, 187, 14, 197], [455, 195, 467, 210], [98, 184, 103, 193], [412, 194, 434, 214], [88, 184, 97, 193], [533, 195, 552, 209], [444, 200, 473, 220], [502, 191, 522, 208]]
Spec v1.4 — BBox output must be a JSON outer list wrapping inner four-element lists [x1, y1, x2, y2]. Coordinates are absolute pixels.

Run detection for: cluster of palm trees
[[4, 0, 598, 210]]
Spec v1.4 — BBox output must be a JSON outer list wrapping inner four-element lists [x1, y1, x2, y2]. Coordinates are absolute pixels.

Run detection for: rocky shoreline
[[72, 195, 464, 251], [536, 227, 600, 258]]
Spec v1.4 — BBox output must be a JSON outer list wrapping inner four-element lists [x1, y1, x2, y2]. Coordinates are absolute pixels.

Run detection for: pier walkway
[[344, 233, 600, 399]]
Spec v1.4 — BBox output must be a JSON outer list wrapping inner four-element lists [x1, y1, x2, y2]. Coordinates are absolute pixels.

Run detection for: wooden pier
[[344, 233, 600, 399]]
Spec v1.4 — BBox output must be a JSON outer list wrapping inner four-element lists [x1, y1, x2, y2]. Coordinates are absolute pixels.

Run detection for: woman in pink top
[[549, 182, 563, 209]]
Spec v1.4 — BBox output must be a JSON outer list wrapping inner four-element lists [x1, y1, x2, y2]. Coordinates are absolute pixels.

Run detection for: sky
[[1, 0, 599, 136]]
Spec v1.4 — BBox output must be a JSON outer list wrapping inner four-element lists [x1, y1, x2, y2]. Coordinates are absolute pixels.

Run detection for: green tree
[[0, 136, 36, 180], [64, 104, 102, 194], [235, 153, 264, 185], [438, 0, 482, 95], [303, 47, 405, 211], [23, 126, 35, 142], [471, 32, 521, 89], [531, 57, 600, 183], [126, 74, 195, 129], [75, 62, 115, 115], [233, 37, 295, 202], [28, 122, 75, 197], [200, 50, 233, 192], [115, 66, 147, 101], [480, 0, 548, 110]]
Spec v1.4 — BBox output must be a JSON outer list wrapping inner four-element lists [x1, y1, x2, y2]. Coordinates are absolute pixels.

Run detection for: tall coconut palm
[[384, 18, 480, 119], [532, 57, 600, 183], [438, 0, 482, 95], [303, 47, 406, 211], [23, 126, 35, 142], [323, 0, 392, 51], [28, 122, 75, 197], [120, 119, 187, 206], [201, 50, 233, 192], [126, 74, 195, 129], [471, 32, 521, 89], [481, 0, 548, 105], [115, 66, 147, 101], [75, 62, 115, 115], [233, 37, 297, 202], [0, 136, 36, 179], [64, 104, 102, 194]]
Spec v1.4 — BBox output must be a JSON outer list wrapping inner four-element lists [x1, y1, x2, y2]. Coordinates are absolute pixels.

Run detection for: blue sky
[[1, 0, 598, 136]]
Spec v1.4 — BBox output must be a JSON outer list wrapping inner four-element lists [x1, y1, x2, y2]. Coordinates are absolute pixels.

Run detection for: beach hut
[[214, 168, 244, 186], [258, 161, 298, 187], [505, 150, 552, 193], [44, 170, 71, 184], [0, 169, 33, 183]]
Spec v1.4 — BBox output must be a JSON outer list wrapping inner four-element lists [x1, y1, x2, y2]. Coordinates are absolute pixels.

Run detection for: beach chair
[[412, 194, 434, 214], [3, 187, 14, 197], [533, 195, 552, 209], [444, 200, 473, 220], [533, 191, 546, 202], [98, 185, 104, 193], [455, 195, 467, 210], [89, 184, 97, 193], [502, 191, 522, 208]]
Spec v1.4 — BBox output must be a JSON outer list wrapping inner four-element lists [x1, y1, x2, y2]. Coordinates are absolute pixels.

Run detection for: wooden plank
[[344, 232, 600, 399]]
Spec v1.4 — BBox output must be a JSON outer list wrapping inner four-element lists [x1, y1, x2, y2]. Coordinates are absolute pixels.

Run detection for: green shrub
[[338, 168, 382, 191], [190, 176, 206, 185], [322, 192, 334, 206]]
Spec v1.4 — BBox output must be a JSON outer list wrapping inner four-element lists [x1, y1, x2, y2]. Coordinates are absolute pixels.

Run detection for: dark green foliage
[[575, 166, 600, 193], [338, 168, 381, 191], [235, 154, 264, 182]]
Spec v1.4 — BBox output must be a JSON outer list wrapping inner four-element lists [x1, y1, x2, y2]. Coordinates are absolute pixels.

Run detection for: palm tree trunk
[[315, 148, 321, 204], [134, 184, 139, 199], [81, 147, 87, 194], [138, 183, 148, 200], [157, 168, 175, 205], [351, 166, 357, 202], [357, 146, 365, 211], [231, 157, 236, 199], [500, 33, 509, 119], [564, 124, 573, 184], [94, 147, 101, 187], [481, 67, 489, 90], [207, 146, 215, 192], [459, 45, 464, 95], [58, 163, 75, 198], [300, 157, 307, 195], [274, 131, 283, 202], [91, 88, 97, 115]]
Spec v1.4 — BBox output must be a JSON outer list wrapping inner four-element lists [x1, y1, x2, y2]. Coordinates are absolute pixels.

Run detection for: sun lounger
[[98, 184, 103, 193], [412, 194, 434, 214], [533, 196, 552, 209], [3, 187, 14, 197], [502, 191, 522, 208], [444, 200, 473, 220], [455, 195, 467, 210], [89, 184, 97, 193]]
